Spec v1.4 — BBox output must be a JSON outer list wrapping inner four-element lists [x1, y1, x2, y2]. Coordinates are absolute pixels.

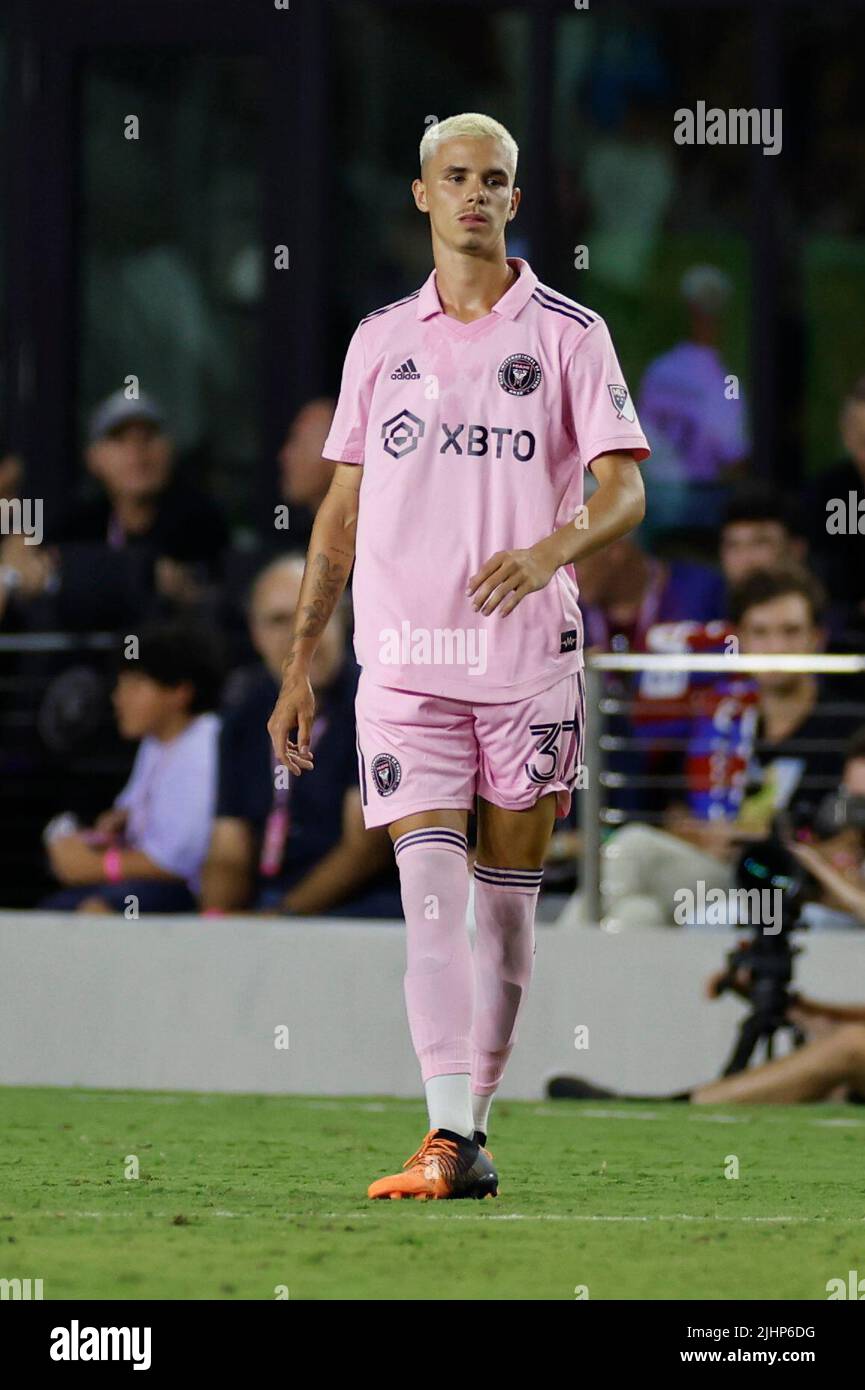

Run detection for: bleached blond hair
[[419, 113, 518, 178]]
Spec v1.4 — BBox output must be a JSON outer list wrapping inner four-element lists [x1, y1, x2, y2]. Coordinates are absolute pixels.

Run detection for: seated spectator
[[200, 556, 399, 917], [0, 441, 28, 629], [4, 391, 229, 630], [575, 532, 726, 818], [277, 397, 337, 548], [719, 481, 808, 592], [597, 566, 865, 926], [219, 396, 337, 653], [41, 623, 222, 913], [577, 532, 726, 653], [804, 374, 865, 635]]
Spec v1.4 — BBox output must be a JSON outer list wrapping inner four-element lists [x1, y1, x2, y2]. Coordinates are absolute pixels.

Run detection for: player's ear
[[508, 186, 521, 220], [412, 177, 428, 213]]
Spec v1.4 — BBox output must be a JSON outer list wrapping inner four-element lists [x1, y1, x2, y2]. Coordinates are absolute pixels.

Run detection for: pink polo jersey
[[322, 257, 650, 703]]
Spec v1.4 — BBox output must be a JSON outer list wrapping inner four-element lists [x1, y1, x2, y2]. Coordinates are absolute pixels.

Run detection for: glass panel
[[328, 2, 532, 374], [79, 50, 266, 525], [552, 6, 754, 536], [783, 9, 865, 476]]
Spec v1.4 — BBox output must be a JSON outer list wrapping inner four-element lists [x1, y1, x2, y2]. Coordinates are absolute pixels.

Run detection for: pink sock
[[394, 828, 472, 1083], [471, 865, 542, 1097]]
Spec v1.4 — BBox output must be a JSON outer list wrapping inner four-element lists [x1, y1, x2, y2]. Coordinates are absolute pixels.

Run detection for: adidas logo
[[390, 357, 421, 380]]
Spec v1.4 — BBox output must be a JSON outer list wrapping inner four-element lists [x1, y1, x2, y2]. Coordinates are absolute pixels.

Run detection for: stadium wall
[[0, 913, 857, 1098]]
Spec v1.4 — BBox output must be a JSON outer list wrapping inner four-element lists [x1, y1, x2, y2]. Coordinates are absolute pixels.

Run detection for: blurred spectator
[[3, 391, 229, 630], [788, 730, 865, 927], [576, 531, 726, 820], [599, 566, 865, 926], [638, 265, 749, 533], [577, 533, 726, 654], [804, 374, 865, 629], [0, 447, 23, 501], [0, 443, 26, 628], [719, 481, 808, 590], [277, 397, 336, 522], [41, 624, 222, 913], [220, 397, 337, 633], [200, 556, 398, 917]]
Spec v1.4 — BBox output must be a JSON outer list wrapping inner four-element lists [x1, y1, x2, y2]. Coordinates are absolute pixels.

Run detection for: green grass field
[[2, 1087, 863, 1300]]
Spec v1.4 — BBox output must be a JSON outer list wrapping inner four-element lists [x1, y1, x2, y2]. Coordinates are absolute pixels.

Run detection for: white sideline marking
[[56, 1208, 863, 1226], [312, 1211, 864, 1225], [64, 1093, 865, 1129]]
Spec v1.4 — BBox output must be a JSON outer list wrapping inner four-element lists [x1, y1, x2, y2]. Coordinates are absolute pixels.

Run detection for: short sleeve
[[135, 719, 219, 881], [322, 322, 375, 465], [566, 318, 651, 471], [214, 711, 246, 820]]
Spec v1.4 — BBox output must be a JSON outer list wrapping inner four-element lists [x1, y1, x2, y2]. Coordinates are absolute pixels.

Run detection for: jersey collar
[[415, 257, 538, 322]]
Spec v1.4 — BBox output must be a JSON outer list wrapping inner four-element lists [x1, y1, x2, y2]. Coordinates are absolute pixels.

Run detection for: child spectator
[[41, 624, 223, 913]]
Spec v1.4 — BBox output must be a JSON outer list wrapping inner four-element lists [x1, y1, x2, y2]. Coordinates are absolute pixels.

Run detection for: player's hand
[[267, 669, 316, 775], [467, 542, 557, 617]]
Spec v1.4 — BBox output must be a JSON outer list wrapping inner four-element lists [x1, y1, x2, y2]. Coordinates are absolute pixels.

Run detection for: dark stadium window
[[550, 6, 752, 428], [328, 3, 532, 377], [0, 23, 6, 439], [79, 49, 266, 527], [781, 9, 865, 478]]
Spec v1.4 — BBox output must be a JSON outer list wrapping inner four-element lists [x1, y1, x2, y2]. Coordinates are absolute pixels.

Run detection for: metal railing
[[579, 652, 865, 922]]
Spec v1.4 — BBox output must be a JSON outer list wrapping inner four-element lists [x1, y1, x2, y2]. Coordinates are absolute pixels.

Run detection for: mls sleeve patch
[[607, 383, 636, 423]]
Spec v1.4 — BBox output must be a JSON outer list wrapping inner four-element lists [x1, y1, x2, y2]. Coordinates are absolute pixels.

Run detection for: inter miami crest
[[371, 752, 402, 797], [498, 353, 542, 396], [607, 383, 636, 422]]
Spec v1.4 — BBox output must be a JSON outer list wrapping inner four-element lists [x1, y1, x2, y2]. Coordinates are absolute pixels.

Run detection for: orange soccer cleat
[[367, 1128, 499, 1201]]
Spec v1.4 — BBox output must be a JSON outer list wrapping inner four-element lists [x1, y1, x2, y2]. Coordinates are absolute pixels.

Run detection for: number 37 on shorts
[[354, 668, 586, 829]]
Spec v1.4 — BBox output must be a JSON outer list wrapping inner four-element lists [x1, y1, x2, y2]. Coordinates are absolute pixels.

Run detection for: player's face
[[840, 401, 865, 472], [720, 520, 788, 584], [414, 136, 519, 253], [736, 592, 821, 694]]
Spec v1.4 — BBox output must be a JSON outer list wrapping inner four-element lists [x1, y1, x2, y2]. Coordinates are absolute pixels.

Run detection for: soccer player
[[268, 112, 650, 1199]]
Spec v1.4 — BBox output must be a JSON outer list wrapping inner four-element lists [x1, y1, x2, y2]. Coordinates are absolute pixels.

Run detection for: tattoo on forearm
[[284, 553, 348, 666]]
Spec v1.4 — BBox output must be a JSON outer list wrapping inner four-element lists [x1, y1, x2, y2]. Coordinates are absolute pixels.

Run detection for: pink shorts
[[354, 668, 586, 830]]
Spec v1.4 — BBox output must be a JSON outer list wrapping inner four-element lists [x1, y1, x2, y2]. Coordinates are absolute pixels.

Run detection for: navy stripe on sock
[[474, 864, 544, 888], [394, 828, 468, 859]]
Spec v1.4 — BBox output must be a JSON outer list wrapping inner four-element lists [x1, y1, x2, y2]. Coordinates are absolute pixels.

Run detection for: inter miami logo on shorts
[[371, 752, 402, 796], [381, 409, 425, 459], [607, 383, 636, 422], [498, 353, 542, 397]]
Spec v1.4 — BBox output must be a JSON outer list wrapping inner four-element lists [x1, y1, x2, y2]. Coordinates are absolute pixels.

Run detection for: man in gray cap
[[63, 389, 228, 587], [5, 390, 229, 627]]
